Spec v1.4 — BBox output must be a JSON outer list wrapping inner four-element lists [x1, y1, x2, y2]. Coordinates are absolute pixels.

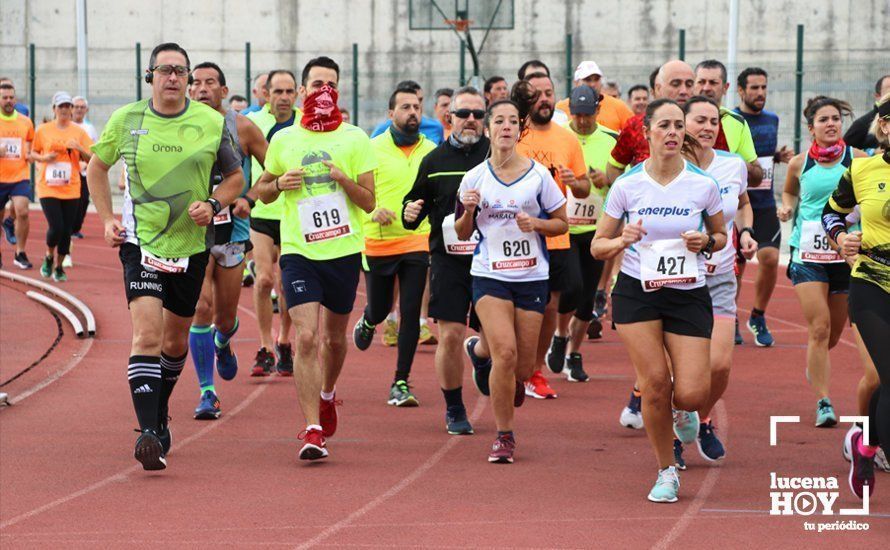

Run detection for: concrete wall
[[1, 0, 886, 140]]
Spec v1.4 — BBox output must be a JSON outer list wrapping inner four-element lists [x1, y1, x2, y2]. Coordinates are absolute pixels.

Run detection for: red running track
[[1, 212, 888, 547]]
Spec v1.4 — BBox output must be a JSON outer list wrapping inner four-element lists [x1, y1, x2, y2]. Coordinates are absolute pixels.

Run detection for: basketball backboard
[[408, 0, 514, 31]]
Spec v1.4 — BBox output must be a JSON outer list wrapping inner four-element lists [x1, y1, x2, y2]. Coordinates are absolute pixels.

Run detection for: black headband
[[880, 101, 890, 119]]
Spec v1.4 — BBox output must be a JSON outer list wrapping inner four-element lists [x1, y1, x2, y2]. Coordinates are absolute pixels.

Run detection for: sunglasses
[[452, 109, 486, 120], [151, 64, 190, 77]]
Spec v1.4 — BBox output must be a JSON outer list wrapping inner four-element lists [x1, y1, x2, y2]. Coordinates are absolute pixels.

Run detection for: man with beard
[[733, 67, 794, 347], [401, 86, 489, 434], [518, 72, 590, 399], [353, 84, 436, 407], [371, 81, 445, 145], [255, 56, 376, 461], [186, 61, 267, 419]]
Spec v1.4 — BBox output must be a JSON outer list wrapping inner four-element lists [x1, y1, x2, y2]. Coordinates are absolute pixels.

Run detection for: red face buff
[[301, 85, 343, 132]]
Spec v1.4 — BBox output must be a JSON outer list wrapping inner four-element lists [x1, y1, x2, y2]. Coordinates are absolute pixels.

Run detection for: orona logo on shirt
[[637, 206, 692, 216]]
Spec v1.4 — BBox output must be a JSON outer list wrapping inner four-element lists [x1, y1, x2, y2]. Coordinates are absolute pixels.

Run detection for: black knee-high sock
[[128, 355, 161, 431], [868, 387, 881, 448], [442, 387, 464, 409], [159, 351, 188, 423]]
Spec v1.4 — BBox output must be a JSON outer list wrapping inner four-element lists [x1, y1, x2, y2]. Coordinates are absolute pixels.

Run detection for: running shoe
[[39, 255, 51, 277], [843, 424, 861, 462], [815, 398, 837, 428], [194, 390, 221, 420], [215, 331, 239, 381], [847, 430, 875, 499], [673, 439, 687, 470], [594, 289, 608, 318], [545, 335, 569, 374], [275, 342, 294, 376], [62, 254, 73, 268], [445, 405, 474, 435], [134, 429, 167, 471], [382, 319, 398, 347], [353, 315, 376, 351], [464, 336, 492, 396], [52, 267, 67, 282], [746, 314, 774, 347], [241, 260, 255, 287], [388, 380, 419, 407], [696, 420, 725, 461], [563, 352, 589, 382], [734, 317, 743, 345], [2, 217, 16, 244], [587, 315, 603, 340], [620, 391, 644, 429], [298, 428, 328, 461], [158, 417, 172, 455], [488, 432, 516, 464], [319, 394, 341, 437], [15, 251, 34, 270], [524, 370, 557, 399], [673, 410, 700, 444], [648, 466, 680, 503], [271, 290, 279, 314], [251, 347, 274, 377], [71, 231, 84, 239], [418, 323, 438, 345]]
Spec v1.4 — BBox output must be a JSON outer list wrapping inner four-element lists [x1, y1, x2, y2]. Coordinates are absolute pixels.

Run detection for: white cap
[[574, 61, 604, 82], [52, 91, 73, 107]]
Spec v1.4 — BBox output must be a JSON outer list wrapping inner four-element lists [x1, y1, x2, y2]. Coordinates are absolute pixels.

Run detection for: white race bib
[[488, 225, 539, 273], [46, 162, 71, 186], [442, 213, 479, 255], [799, 220, 843, 263], [0, 137, 22, 159], [213, 206, 231, 225], [298, 192, 351, 243], [638, 238, 699, 291], [140, 250, 189, 273], [749, 156, 774, 191], [566, 190, 603, 226]]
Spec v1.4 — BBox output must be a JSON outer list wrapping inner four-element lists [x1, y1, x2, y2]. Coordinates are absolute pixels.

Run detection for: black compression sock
[[751, 308, 765, 317], [442, 387, 464, 409], [128, 355, 161, 431], [159, 351, 188, 423], [394, 371, 410, 384]]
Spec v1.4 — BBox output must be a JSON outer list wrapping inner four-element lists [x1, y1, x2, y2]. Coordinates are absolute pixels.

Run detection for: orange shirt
[[0, 110, 35, 184], [32, 120, 92, 200], [556, 93, 633, 133], [516, 124, 587, 250]]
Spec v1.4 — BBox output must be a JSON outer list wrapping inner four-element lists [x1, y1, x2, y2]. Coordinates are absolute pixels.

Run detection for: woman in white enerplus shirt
[[681, 96, 756, 467], [592, 98, 727, 503], [455, 88, 567, 465]]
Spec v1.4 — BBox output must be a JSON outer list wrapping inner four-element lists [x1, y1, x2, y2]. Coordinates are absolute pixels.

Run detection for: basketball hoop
[[445, 18, 473, 33]]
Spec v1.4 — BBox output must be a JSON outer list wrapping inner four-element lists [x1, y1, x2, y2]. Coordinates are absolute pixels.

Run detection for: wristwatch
[[701, 234, 716, 259], [206, 197, 222, 215], [243, 196, 256, 209], [740, 226, 755, 240]]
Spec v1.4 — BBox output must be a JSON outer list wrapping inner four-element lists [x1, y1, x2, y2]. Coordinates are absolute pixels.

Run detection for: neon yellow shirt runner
[[562, 123, 618, 234], [265, 123, 377, 261], [720, 107, 757, 163], [91, 99, 232, 258], [247, 104, 303, 220]]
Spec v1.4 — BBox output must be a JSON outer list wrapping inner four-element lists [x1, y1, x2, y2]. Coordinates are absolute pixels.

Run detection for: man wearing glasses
[[400, 86, 490, 435], [87, 42, 244, 472]]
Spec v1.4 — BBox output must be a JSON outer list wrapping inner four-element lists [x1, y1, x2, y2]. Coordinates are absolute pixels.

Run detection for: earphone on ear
[[144, 69, 193, 85]]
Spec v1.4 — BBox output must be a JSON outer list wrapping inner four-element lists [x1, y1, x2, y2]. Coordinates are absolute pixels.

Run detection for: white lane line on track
[[651, 400, 729, 550], [8, 338, 94, 405], [293, 395, 487, 550], [0, 384, 268, 530]]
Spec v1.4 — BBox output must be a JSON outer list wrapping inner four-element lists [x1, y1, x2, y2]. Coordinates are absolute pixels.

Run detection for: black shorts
[[429, 252, 480, 330], [548, 248, 582, 294], [249, 217, 280, 246], [472, 276, 548, 314], [752, 207, 782, 249], [611, 272, 713, 338], [280, 252, 361, 315], [119, 243, 210, 318]]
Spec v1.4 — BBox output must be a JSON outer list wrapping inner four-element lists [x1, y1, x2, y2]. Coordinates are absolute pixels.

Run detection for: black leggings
[[364, 252, 429, 381], [558, 232, 605, 320], [40, 197, 79, 257], [849, 278, 890, 453], [72, 176, 90, 234]]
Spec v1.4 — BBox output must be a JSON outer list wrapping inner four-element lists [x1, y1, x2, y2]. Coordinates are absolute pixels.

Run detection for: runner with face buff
[[254, 57, 376, 461], [592, 98, 727, 502]]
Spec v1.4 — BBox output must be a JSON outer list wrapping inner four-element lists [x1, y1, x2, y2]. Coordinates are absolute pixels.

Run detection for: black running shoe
[[464, 336, 491, 396], [673, 439, 687, 471], [134, 429, 167, 471], [353, 315, 376, 351], [564, 352, 589, 382], [251, 347, 274, 377], [587, 315, 603, 340], [545, 335, 568, 374], [445, 405, 474, 435], [275, 342, 294, 376], [14, 251, 32, 270]]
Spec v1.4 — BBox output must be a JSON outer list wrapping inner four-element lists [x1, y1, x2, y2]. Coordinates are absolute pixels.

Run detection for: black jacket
[[401, 136, 490, 257], [844, 104, 878, 151]]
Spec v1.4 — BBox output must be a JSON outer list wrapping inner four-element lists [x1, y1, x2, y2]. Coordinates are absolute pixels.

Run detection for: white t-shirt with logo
[[703, 151, 748, 275], [458, 160, 566, 282], [603, 160, 724, 290]]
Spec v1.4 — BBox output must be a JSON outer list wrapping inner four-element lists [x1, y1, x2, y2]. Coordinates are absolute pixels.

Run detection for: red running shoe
[[488, 432, 516, 464], [298, 428, 328, 460], [524, 370, 557, 399], [319, 395, 342, 437]]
